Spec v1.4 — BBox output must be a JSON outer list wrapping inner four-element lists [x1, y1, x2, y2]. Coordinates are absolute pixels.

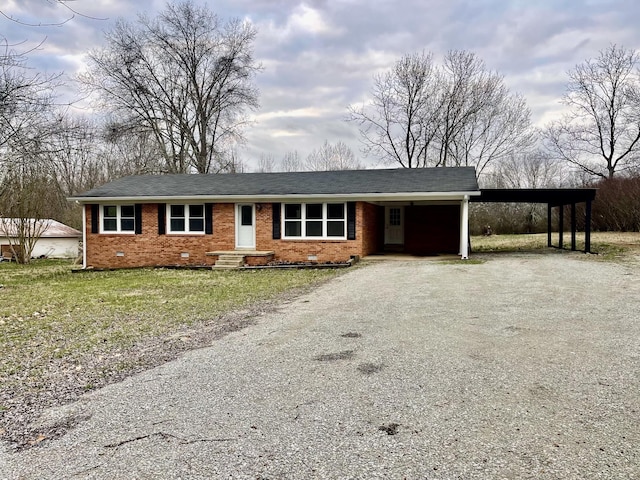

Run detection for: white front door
[[236, 204, 255, 249], [384, 206, 404, 245]]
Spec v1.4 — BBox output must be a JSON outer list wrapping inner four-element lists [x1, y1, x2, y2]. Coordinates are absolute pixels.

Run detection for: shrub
[[591, 176, 640, 231]]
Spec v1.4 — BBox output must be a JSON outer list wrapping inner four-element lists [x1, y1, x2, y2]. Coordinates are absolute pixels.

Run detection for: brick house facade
[[72, 168, 480, 268]]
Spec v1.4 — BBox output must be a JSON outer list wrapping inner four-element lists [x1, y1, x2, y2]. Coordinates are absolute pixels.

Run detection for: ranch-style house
[[70, 167, 480, 269]]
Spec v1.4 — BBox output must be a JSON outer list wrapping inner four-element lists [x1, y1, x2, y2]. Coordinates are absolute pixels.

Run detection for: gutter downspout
[[459, 195, 469, 260]]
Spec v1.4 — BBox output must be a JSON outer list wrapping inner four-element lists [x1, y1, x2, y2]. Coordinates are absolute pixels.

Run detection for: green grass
[[0, 260, 341, 385]]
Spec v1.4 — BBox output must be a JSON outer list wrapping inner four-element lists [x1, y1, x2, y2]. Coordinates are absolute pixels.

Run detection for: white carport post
[[459, 195, 469, 260], [81, 203, 87, 269]]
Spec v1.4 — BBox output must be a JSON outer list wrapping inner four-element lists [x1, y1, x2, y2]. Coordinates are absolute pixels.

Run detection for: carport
[[472, 188, 598, 253]]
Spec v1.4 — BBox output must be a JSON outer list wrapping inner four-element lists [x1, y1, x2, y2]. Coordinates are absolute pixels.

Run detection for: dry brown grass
[[471, 231, 640, 260]]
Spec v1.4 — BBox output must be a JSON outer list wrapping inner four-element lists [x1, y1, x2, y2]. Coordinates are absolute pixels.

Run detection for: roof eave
[[68, 191, 481, 204]]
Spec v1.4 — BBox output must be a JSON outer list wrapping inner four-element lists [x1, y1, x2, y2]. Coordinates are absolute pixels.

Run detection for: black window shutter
[[205, 203, 213, 235], [134, 204, 143, 234], [272, 203, 281, 239], [347, 202, 356, 240], [158, 203, 166, 235], [91, 204, 99, 234]]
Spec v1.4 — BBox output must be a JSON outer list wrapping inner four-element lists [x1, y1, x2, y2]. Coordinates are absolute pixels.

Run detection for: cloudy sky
[[2, 0, 640, 170]]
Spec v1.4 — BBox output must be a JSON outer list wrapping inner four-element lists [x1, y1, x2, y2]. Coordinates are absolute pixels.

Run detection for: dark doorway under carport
[[378, 204, 461, 256], [472, 188, 598, 253]]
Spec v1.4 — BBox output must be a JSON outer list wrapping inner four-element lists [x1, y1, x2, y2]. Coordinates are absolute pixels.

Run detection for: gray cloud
[[3, 0, 639, 170]]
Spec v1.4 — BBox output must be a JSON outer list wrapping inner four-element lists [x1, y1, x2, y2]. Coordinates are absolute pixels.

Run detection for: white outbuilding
[[0, 218, 81, 260]]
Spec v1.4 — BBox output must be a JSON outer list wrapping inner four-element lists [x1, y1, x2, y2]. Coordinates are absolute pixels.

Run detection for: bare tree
[[486, 150, 568, 188], [279, 150, 302, 172], [80, 1, 260, 174], [439, 52, 534, 174], [348, 52, 442, 168], [348, 50, 533, 175], [0, 159, 61, 263], [256, 153, 276, 172], [0, 40, 58, 152], [305, 140, 363, 171], [99, 119, 165, 178], [436, 50, 494, 167], [1, 1, 106, 27], [545, 44, 640, 179], [43, 114, 104, 198]]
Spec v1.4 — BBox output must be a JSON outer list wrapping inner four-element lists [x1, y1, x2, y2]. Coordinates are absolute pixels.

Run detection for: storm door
[[236, 204, 255, 249]]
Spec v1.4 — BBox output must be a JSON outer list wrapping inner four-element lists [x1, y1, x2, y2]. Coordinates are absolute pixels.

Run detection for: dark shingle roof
[[71, 167, 479, 200]]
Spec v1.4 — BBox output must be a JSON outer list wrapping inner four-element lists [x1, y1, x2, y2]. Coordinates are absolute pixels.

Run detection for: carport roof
[[474, 188, 597, 206], [70, 167, 480, 202]]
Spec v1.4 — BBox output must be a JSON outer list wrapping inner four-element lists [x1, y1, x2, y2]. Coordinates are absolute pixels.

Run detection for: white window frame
[[282, 202, 347, 240], [101, 204, 136, 234], [167, 204, 205, 234]]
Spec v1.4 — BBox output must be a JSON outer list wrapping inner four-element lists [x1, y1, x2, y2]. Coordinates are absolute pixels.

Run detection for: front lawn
[[0, 261, 341, 446]]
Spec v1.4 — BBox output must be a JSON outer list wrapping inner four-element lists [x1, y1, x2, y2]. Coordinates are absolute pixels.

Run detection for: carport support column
[[547, 204, 552, 247], [81, 203, 87, 269], [558, 204, 564, 250], [459, 195, 469, 260]]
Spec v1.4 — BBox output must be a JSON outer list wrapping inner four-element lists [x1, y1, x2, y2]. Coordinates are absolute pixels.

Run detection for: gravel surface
[[2, 252, 639, 479]]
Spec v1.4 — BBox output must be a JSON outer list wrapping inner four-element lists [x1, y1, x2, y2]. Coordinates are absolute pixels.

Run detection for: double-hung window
[[102, 205, 135, 233], [283, 203, 346, 239], [168, 204, 205, 234]]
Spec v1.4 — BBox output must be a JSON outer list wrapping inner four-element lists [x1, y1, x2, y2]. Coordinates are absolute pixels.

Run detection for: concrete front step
[[212, 264, 243, 269], [214, 254, 245, 269], [207, 250, 275, 269]]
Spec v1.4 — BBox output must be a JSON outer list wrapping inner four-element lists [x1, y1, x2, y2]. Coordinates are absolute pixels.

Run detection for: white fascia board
[[69, 191, 481, 204]]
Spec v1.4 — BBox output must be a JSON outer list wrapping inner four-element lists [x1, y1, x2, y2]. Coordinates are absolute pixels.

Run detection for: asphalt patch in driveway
[[378, 423, 400, 435], [313, 350, 354, 361], [340, 332, 362, 338], [357, 362, 385, 375]]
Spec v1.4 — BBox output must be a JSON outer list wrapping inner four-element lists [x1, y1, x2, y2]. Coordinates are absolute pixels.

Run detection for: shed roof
[[69, 167, 480, 202], [0, 219, 81, 238]]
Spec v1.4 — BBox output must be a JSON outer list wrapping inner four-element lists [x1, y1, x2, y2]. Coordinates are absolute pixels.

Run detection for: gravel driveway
[[2, 253, 639, 479]]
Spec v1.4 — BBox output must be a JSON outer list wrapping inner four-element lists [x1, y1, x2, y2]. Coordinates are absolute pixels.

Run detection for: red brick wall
[[86, 204, 227, 268], [85, 202, 374, 268], [253, 202, 367, 263], [360, 202, 383, 256], [85, 202, 464, 268], [404, 205, 460, 255]]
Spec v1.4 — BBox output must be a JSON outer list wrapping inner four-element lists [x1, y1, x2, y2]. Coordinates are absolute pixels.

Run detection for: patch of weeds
[[313, 350, 354, 362], [340, 332, 362, 338], [379, 423, 400, 435], [357, 362, 385, 375], [590, 242, 628, 260]]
